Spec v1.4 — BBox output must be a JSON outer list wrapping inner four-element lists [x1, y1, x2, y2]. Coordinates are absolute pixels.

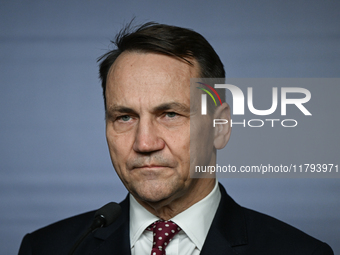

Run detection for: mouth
[[127, 157, 177, 171], [131, 165, 174, 181], [134, 165, 169, 170]]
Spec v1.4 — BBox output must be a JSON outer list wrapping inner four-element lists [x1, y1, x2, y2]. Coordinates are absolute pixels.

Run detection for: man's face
[[105, 52, 215, 208]]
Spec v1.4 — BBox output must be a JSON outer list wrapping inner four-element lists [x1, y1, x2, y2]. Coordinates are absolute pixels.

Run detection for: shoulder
[[214, 184, 333, 255], [19, 210, 96, 255], [242, 207, 333, 254], [31, 210, 95, 238], [18, 197, 130, 255]]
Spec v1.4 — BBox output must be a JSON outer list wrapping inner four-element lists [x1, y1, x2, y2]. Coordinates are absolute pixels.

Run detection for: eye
[[166, 112, 177, 118], [119, 115, 131, 121]]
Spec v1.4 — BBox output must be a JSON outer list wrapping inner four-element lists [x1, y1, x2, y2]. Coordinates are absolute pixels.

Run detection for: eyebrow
[[106, 102, 190, 117], [106, 106, 136, 120], [153, 102, 190, 114], [107, 106, 136, 114]]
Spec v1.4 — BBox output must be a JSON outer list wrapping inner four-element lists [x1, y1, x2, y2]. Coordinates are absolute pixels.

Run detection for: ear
[[213, 102, 231, 149]]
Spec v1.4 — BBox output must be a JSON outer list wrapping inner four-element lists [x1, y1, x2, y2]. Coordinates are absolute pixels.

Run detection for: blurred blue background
[[0, 0, 339, 254]]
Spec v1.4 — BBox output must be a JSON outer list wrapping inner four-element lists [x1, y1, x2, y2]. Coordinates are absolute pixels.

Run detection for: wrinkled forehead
[[105, 52, 200, 107], [109, 52, 199, 82]]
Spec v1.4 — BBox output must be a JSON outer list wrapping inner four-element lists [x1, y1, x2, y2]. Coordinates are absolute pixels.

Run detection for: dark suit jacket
[[18, 184, 333, 255]]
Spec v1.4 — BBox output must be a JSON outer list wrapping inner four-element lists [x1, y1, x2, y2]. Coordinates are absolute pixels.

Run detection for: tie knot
[[147, 220, 181, 255]]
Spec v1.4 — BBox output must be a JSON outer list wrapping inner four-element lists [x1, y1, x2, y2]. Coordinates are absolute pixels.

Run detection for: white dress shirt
[[130, 180, 221, 255]]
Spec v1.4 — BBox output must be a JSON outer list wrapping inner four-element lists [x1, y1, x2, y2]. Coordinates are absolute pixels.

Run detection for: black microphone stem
[[68, 202, 121, 255], [68, 227, 93, 255]]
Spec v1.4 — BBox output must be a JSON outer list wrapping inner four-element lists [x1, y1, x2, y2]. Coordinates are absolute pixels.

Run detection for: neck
[[135, 178, 215, 220]]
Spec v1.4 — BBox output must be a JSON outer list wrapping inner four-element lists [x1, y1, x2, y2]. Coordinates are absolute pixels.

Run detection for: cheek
[[106, 128, 133, 168], [190, 121, 214, 164], [106, 133, 135, 187], [166, 129, 191, 172], [167, 125, 189, 147]]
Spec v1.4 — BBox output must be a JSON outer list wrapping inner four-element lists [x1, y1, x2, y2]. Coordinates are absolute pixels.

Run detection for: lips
[[129, 164, 167, 171], [126, 154, 178, 171], [133, 165, 169, 170], [133, 164, 169, 169]]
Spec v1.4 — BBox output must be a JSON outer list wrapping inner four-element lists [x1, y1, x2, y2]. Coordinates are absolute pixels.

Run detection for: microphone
[[91, 202, 122, 230], [68, 202, 122, 255]]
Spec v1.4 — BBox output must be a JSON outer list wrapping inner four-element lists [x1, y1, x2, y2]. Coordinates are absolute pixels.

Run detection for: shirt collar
[[129, 180, 221, 250], [171, 180, 220, 251], [129, 194, 159, 248]]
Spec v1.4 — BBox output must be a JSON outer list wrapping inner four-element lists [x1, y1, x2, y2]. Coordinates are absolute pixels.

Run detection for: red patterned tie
[[147, 220, 181, 255]]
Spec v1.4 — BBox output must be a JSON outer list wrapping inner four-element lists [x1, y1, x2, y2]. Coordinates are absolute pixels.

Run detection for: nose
[[133, 117, 165, 153]]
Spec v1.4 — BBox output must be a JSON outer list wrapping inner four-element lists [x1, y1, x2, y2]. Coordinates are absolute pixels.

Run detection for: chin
[[132, 180, 180, 204]]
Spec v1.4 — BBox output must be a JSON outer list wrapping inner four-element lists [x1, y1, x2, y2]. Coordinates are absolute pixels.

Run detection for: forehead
[[105, 52, 199, 108]]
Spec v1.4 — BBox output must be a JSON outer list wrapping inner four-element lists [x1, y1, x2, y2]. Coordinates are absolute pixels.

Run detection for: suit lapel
[[90, 196, 131, 255], [201, 184, 248, 255], [82, 184, 248, 255]]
